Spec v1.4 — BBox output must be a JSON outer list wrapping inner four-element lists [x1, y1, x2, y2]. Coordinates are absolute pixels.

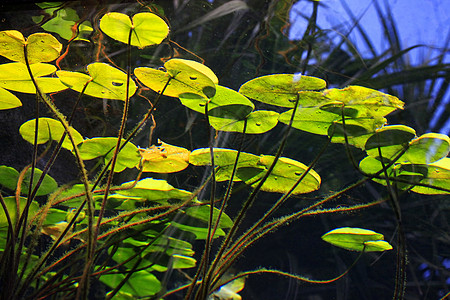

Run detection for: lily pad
[[77, 137, 140, 172], [100, 270, 161, 297], [0, 30, 62, 64], [118, 178, 192, 202], [139, 140, 190, 173], [0, 196, 39, 228], [100, 12, 169, 48], [19, 117, 83, 150], [0, 62, 67, 94], [0, 87, 22, 110], [189, 148, 261, 182], [365, 125, 417, 160], [242, 155, 321, 195], [0, 166, 58, 197], [57, 62, 137, 100], [322, 227, 393, 252], [209, 110, 279, 134], [135, 59, 217, 99], [239, 74, 326, 107]]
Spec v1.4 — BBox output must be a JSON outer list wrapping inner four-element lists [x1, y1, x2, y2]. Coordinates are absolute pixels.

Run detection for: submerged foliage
[[0, 1, 448, 299]]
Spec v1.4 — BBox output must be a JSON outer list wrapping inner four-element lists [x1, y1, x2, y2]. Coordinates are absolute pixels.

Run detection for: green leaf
[[403, 133, 450, 164], [279, 107, 341, 136], [209, 110, 279, 134], [0, 87, 22, 110], [57, 62, 137, 100], [100, 270, 161, 297], [0, 62, 67, 94], [119, 178, 192, 202], [135, 59, 217, 99], [33, 6, 93, 42], [77, 137, 140, 172], [400, 159, 450, 194], [0, 31, 62, 64], [365, 125, 417, 160], [0, 196, 39, 228], [100, 12, 169, 48], [181, 85, 253, 116], [19, 117, 83, 150], [189, 148, 261, 182], [323, 86, 404, 114], [242, 155, 321, 195], [185, 205, 233, 228], [22, 168, 58, 196], [0, 165, 19, 191], [329, 117, 387, 149], [170, 222, 225, 240], [0, 166, 57, 196], [321, 227, 393, 252], [239, 74, 326, 107]]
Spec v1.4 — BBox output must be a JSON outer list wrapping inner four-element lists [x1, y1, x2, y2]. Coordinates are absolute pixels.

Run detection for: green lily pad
[[242, 155, 321, 195], [321, 227, 393, 252], [33, 6, 93, 42], [0, 30, 62, 64], [77, 137, 140, 172], [119, 178, 192, 202], [239, 74, 326, 107], [323, 85, 404, 116], [0, 166, 59, 196], [0, 62, 67, 94], [403, 133, 450, 164], [135, 59, 217, 99], [0, 87, 21, 110], [181, 85, 253, 116], [185, 205, 233, 228], [139, 140, 190, 173], [189, 148, 261, 182], [279, 107, 341, 136], [0, 196, 39, 228], [209, 110, 279, 134], [100, 12, 169, 48], [365, 125, 417, 160], [19, 117, 83, 150], [400, 159, 450, 194], [57, 62, 137, 100], [329, 117, 387, 149]]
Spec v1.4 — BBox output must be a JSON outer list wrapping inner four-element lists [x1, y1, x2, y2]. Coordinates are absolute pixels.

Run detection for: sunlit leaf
[[135, 59, 217, 98], [241, 155, 321, 195], [321, 227, 393, 252], [0, 87, 21, 110], [119, 178, 192, 202], [0, 62, 67, 93], [0, 30, 62, 64], [57, 62, 137, 100], [400, 159, 450, 195], [0, 196, 39, 228], [279, 107, 340, 135], [100, 12, 169, 48], [209, 110, 279, 134], [189, 148, 261, 182], [403, 133, 450, 164], [365, 125, 417, 160], [19, 117, 83, 150], [77, 137, 140, 172], [239, 74, 326, 107], [209, 277, 246, 300], [0, 166, 59, 196], [139, 140, 190, 173], [329, 117, 387, 149]]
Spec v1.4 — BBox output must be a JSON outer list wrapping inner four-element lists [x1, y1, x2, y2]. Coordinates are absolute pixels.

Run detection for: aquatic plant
[[0, 1, 448, 299]]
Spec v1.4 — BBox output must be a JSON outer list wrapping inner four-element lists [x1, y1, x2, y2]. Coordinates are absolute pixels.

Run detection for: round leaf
[[209, 110, 279, 134], [0, 62, 67, 93], [77, 137, 140, 172], [100, 12, 169, 48], [139, 140, 190, 173], [239, 74, 326, 107], [365, 125, 417, 160], [135, 59, 217, 98], [19, 117, 83, 151], [0, 87, 22, 110], [0, 196, 39, 228], [57, 63, 137, 100], [119, 178, 192, 202]]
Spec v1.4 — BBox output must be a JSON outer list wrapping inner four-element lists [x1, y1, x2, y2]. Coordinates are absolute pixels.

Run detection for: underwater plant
[[0, 1, 448, 299]]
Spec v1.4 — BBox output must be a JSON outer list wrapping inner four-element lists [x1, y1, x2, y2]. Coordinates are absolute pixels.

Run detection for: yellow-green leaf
[[139, 140, 190, 173], [322, 227, 393, 252]]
